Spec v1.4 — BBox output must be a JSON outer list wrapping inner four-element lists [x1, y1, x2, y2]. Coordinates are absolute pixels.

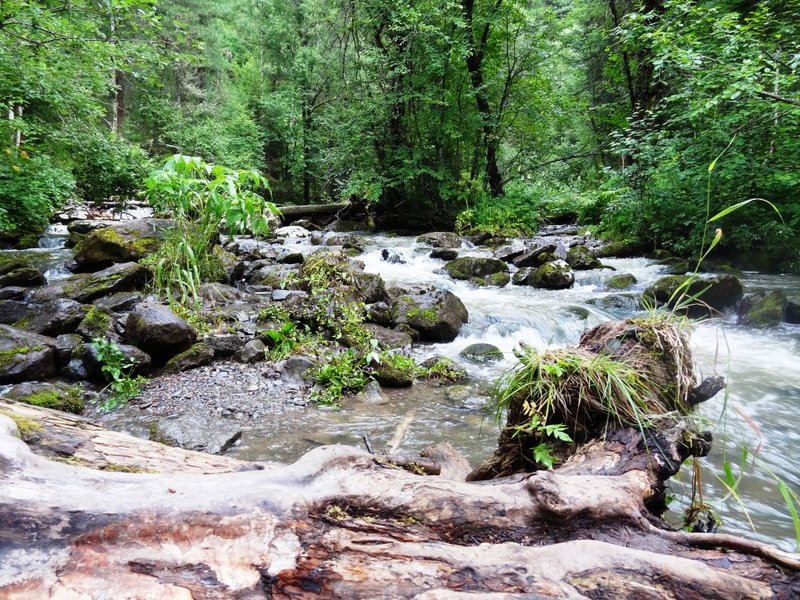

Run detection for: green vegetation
[[18, 388, 84, 414], [90, 337, 147, 411]]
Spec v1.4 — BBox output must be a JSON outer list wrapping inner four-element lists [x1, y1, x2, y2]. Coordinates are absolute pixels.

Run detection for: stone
[[72, 219, 172, 269], [354, 271, 387, 304], [93, 291, 143, 313], [76, 305, 118, 341], [365, 302, 393, 327], [493, 243, 527, 263], [204, 334, 250, 357], [126, 306, 197, 363], [418, 356, 467, 383], [55, 334, 83, 367], [13, 299, 87, 337], [566, 245, 603, 270], [381, 249, 407, 264], [162, 343, 215, 374], [3, 381, 85, 414], [281, 355, 316, 385], [0, 266, 45, 287], [594, 241, 643, 258], [417, 232, 461, 248], [459, 343, 504, 363], [233, 339, 266, 364], [151, 413, 242, 455], [444, 257, 509, 281], [198, 283, 252, 306], [63, 262, 149, 303], [513, 245, 556, 268], [371, 355, 415, 387], [391, 290, 469, 342], [643, 274, 743, 316], [513, 260, 575, 290], [737, 290, 787, 328], [353, 380, 390, 405], [606, 273, 637, 291], [364, 324, 413, 350], [786, 296, 800, 324], [589, 294, 641, 312], [324, 234, 365, 253], [0, 300, 31, 325], [430, 249, 458, 261], [0, 324, 57, 383]]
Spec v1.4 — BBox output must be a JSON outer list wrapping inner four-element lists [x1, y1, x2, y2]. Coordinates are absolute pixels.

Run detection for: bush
[[0, 150, 74, 235]]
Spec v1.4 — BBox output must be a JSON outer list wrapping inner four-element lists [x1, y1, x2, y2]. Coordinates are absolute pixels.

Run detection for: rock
[[162, 343, 215, 374], [324, 234, 365, 253], [326, 219, 368, 233], [430, 249, 458, 261], [418, 356, 467, 383], [513, 244, 556, 268], [0, 299, 33, 326], [649, 249, 674, 260], [198, 283, 253, 305], [643, 274, 743, 316], [364, 324, 413, 350], [126, 306, 197, 363], [116, 344, 152, 374], [566, 245, 604, 270], [661, 259, 691, 275], [0, 325, 57, 383], [353, 380, 390, 405], [392, 290, 468, 342], [354, 271, 387, 304], [233, 339, 266, 363], [281, 355, 316, 385], [63, 262, 149, 303], [55, 334, 83, 367], [381, 249, 407, 264], [484, 272, 510, 287], [72, 219, 172, 269], [76, 305, 118, 341], [3, 382, 85, 414], [204, 334, 250, 357], [493, 243, 527, 263], [459, 343, 504, 362], [150, 413, 242, 455], [737, 291, 787, 328], [588, 294, 641, 312], [594, 241, 643, 258], [513, 260, 575, 290], [13, 299, 87, 337], [786, 296, 800, 324], [0, 266, 45, 286], [606, 273, 637, 291], [93, 291, 143, 313], [417, 232, 461, 248], [0, 286, 27, 300], [394, 323, 421, 342], [371, 355, 415, 387], [444, 257, 509, 281], [365, 302, 393, 327], [277, 251, 304, 265], [247, 264, 299, 289]]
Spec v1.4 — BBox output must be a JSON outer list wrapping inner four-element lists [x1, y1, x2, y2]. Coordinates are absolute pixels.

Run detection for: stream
[[6, 226, 800, 552]]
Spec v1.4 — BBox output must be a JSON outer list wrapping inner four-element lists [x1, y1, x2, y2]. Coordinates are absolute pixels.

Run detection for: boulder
[[372, 356, 415, 387], [391, 290, 468, 342], [512, 260, 575, 290], [275, 225, 313, 239], [364, 324, 413, 350], [162, 343, 215, 374], [381, 249, 407, 264], [72, 219, 171, 269], [737, 291, 787, 328], [0, 299, 33, 325], [353, 379, 390, 405], [444, 257, 509, 281], [566, 245, 604, 270], [324, 234, 365, 253], [204, 334, 250, 357], [11, 299, 87, 337], [365, 302, 393, 327], [589, 294, 641, 312], [126, 306, 197, 363], [593, 241, 643, 258], [75, 305, 118, 341], [786, 295, 800, 324], [0, 266, 45, 286], [513, 244, 556, 268], [93, 291, 143, 313], [63, 262, 149, 303], [459, 343, 504, 363], [643, 274, 743, 316], [0, 325, 57, 383], [150, 414, 242, 455], [606, 273, 637, 291], [417, 232, 461, 249], [233, 339, 266, 364], [55, 334, 83, 367], [493, 243, 527, 263], [281, 355, 316, 385], [353, 271, 387, 304], [3, 381, 85, 414], [430, 249, 458, 261]]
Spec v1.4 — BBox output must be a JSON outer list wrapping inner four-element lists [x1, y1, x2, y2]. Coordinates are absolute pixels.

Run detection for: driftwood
[[1, 401, 798, 599], [277, 202, 351, 222]]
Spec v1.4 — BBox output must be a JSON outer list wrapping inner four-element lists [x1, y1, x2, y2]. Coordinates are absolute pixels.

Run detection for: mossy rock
[[459, 343, 504, 363], [372, 357, 415, 387], [76, 305, 116, 341], [418, 356, 467, 383], [512, 245, 556, 268], [566, 245, 603, 270], [63, 262, 149, 304], [0, 266, 45, 287], [737, 290, 787, 328], [162, 343, 215, 374], [4, 382, 85, 414], [72, 219, 171, 269], [444, 257, 509, 281], [643, 274, 743, 316], [0, 325, 57, 383], [593, 241, 643, 258], [391, 290, 469, 342], [513, 260, 575, 290], [417, 232, 461, 249], [606, 273, 637, 291]]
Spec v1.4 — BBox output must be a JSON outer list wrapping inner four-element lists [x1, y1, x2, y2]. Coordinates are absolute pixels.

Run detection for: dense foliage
[[0, 0, 797, 269]]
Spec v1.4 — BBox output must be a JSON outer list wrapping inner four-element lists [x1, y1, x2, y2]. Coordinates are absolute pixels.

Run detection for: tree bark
[[0, 402, 797, 599], [277, 201, 351, 221]]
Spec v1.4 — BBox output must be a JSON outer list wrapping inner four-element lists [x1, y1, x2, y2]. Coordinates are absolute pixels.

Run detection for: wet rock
[[589, 294, 641, 312], [354, 271, 387, 304], [126, 306, 197, 363], [430, 249, 458, 261], [277, 251, 304, 265], [417, 232, 461, 248], [459, 343, 504, 363], [55, 334, 83, 367], [15, 299, 87, 337], [381, 249, 407, 264], [63, 262, 149, 303], [365, 302, 393, 326], [198, 283, 254, 306], [0, 287, 26, 301], [117, 344, 152, 374], [76, 305, 118, 341], [661, 258, 691, 275], [0, 300, 32, 325], [372, 355, 415, 387], [162, 343, 215, 374], [482, 272, 510, 287], [643, 274, 743, 316], [71, 219, 172, 270], [786, 296, 800, 324], [325, 234, 365, 253], [394, 323, 421, 342], [151, 413, 242, 455], [444, 257, 509, 282], [364, 324, 412, 350], [493, 243, 527, 263], [281, 355, 315, 385], [512, 244, 556, 268], [391, 290, 469, 342], [737, 290, 787, 328], [593, 241, 643, 258], [0, 266, 45, 286], [233, 339, 266, 363], [247, 264, 299, 289], [566, 245, 604, 270], [606, 273, 637, 291], [418, 356, 467, 383], [204, 334, 250, 357], [326, 219, 369, 233], [512, 260, 575, 290], [3, 381, 86, 414], [93, 291, 143, 313], [353, 380, 390, 405], [0, 325, 57, 383]]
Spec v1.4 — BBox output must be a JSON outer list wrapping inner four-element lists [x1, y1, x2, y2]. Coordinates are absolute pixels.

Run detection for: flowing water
[[5, 227, 800, 551]]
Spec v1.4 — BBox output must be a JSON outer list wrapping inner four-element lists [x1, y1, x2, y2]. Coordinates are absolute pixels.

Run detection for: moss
[[128, 236, 161, 257], [20, 387, 84, 414], [11, 315, 32, 329], [0, 410, 42, 439], [407, 306, 439, 326], [80, 306, 111, 334], [101, 463, 151, 473], [0, 346, 32, 369], [606, 273, 637, 290]]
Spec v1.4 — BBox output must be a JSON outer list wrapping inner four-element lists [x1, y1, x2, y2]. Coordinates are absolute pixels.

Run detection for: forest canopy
[[1, 0, 798, 270]]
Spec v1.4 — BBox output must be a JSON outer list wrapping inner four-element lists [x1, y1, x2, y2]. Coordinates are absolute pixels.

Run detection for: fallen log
[[0, 404, 797, 599], [277, 202, 350, 221]]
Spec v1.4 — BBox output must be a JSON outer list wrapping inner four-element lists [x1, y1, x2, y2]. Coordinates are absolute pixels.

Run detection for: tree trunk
[[1, 400, 797, 598]]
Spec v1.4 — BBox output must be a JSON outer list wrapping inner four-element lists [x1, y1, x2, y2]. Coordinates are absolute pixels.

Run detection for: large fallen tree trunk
[[0, 403, 798, 599], [277, 202, 351, 222]]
